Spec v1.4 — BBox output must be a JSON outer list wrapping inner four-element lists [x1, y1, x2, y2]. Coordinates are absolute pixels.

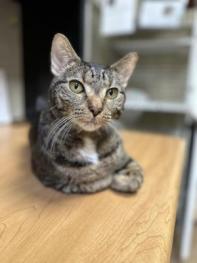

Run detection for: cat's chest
[[78, 137, 98, 164]]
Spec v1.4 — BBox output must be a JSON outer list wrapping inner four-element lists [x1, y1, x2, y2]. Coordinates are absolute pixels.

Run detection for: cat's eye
[[106, 88, 119, 99], [69, 80, 84, 94]]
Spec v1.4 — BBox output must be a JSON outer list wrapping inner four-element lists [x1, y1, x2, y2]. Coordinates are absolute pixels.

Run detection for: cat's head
[[49, 33, 138, 131]]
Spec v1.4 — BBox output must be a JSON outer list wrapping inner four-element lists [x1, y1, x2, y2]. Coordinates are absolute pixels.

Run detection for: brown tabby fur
[[30, 33, 143, 194]]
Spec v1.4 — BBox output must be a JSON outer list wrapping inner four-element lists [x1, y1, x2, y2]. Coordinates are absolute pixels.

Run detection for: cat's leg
[[61, 175, 112, 194], [34, 169, 112, 194], [32, 152, 112, 194], [111, 158, 144, 193]]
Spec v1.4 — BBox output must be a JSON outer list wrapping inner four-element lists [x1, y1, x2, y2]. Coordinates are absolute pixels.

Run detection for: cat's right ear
[[51, 33, 81, 76]]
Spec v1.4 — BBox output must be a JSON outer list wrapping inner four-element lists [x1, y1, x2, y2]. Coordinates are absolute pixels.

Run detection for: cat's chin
[[74, 116, 109, 132], [77, 122, 102, 132], [74, 119, 103, 132]]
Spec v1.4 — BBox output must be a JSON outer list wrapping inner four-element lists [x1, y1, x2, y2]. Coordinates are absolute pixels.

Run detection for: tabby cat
[[30, 33, 143, 194]]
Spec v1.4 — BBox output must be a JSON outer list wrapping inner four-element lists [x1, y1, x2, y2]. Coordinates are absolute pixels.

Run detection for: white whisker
[[47, 115, 73, 152], [50, 120, 72, 152], [46, 117, 67, 147]]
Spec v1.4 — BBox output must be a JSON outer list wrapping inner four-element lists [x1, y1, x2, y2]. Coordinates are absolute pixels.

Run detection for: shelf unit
[[113, 37, 192, 53], [125, 98, 188, 114], [83, 2, 196, 120]]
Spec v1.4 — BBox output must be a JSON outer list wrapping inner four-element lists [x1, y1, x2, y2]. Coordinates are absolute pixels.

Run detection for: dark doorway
[[19, 0, 83, 121]]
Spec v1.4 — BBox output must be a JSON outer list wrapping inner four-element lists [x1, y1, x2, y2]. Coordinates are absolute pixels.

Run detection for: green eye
[[106, 88, 119, 99], [69, 80, 84, 94]]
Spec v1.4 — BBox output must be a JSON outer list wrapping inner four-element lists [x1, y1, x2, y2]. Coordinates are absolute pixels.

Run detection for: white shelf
[[125, 97, 188, 114], [113, 37, 192, 53]]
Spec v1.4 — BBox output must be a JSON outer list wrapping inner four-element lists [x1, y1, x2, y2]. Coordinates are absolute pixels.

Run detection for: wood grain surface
[[0, 124, 185, 263]]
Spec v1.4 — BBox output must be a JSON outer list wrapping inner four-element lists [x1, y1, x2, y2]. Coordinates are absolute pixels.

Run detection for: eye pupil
[[69, 80, 84, 94], [107, 88, 118, 99]]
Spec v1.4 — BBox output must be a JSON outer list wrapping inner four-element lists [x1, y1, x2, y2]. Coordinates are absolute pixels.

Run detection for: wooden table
[[0, 124, 185, 263]]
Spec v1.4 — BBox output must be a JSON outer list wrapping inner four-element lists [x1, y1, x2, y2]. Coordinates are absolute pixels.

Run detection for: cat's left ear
[[51, 33, 81, 76], [110, 52, 138, 88]]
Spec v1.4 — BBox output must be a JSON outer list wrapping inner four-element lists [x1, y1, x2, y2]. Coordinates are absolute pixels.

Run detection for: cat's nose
[[89, 105, 102, 117], [88, 96, 103, 117]]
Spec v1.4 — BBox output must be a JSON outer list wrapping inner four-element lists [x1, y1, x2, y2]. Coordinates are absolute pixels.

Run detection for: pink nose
[[88, 96, 103, 117], [88, 105, 102, 116]]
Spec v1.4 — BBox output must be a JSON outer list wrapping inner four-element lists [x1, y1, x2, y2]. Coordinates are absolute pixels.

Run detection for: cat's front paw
[[111, 161, 144, 193]]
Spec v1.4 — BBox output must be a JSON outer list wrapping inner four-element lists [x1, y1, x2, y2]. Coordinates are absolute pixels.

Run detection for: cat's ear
[[51, 33, 81, 76], [110, 52, 138, 88]]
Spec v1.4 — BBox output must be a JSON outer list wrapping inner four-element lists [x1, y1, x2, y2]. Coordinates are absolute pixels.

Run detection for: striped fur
[[30, 33, 143, 194]]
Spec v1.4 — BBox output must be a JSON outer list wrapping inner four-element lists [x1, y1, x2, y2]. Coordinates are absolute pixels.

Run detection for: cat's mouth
[[84, 118, 101, 128], [75, 116, 105, 131]]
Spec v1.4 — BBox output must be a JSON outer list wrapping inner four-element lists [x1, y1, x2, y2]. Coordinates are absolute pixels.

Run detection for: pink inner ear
[[110, 52, 138, 88], [51, 34, 80, 76]]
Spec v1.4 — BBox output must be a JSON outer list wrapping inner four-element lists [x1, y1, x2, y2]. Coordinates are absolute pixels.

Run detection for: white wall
[[0, 0, 24, 122]]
